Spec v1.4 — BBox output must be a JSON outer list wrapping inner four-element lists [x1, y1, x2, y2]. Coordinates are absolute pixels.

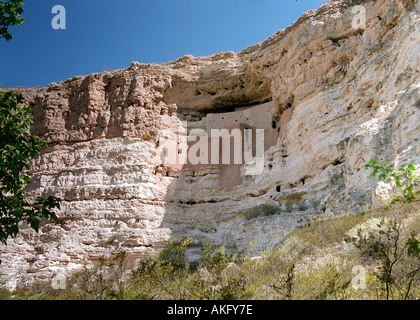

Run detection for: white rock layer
[[1, 0, 420, 290]]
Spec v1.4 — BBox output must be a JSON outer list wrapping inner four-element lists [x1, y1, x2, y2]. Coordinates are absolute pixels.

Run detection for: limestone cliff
[[1, 0, 420, 289]]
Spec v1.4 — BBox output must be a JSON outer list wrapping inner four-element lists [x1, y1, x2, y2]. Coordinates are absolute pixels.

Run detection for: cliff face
[[1, 0, 420, 289]]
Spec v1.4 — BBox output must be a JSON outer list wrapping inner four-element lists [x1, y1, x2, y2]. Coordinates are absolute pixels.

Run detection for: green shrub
[[292, 213, 370, 249], [158, 235, 191, 270], [364, 158, 420, 204], [198, 243, 236, 273], [0, 91, 61, 244]]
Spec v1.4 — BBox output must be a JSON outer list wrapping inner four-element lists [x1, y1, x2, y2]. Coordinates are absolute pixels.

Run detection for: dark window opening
[[272, 121, 277, 129]]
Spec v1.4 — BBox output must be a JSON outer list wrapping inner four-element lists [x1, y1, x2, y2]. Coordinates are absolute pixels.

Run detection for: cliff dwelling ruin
[[159, 100, 282, 189], [0, 0, 419, 289]]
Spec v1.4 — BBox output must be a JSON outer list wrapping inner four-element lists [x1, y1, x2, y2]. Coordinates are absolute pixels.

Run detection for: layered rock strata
[[1, 0, 420, 289]]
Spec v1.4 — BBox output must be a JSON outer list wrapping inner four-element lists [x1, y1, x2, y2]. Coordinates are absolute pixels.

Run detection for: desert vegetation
[[1, 0, 419, 302], [1, 196, 418, 300], [0, 124, 419, 300]]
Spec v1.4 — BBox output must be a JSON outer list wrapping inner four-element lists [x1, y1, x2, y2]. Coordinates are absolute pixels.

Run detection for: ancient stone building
[[1, 0, 419, 289]]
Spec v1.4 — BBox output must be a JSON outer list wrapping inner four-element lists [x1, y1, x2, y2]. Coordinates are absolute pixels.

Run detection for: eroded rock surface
[[1, 0, 420, 290]]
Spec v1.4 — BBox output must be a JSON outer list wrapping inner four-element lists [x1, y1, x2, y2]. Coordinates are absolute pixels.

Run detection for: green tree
[[158, 235, 192, 269], [198, 242, 236, 273], [346, 217, 420, 300], [0, 0, 24, 41], [344, 159, 420, 299], [364, 158, 420, 204], [0, 91, 60, 245]]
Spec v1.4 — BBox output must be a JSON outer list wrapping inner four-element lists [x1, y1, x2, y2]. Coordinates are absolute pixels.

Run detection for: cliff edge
[[1, 0, 419, 290]]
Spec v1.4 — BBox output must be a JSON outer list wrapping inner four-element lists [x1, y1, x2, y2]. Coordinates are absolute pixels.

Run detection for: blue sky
[[0, 0, 328, 88]]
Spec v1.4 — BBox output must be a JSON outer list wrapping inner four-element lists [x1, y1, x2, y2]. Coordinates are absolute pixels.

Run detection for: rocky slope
[[1, 0, 420, 290]]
